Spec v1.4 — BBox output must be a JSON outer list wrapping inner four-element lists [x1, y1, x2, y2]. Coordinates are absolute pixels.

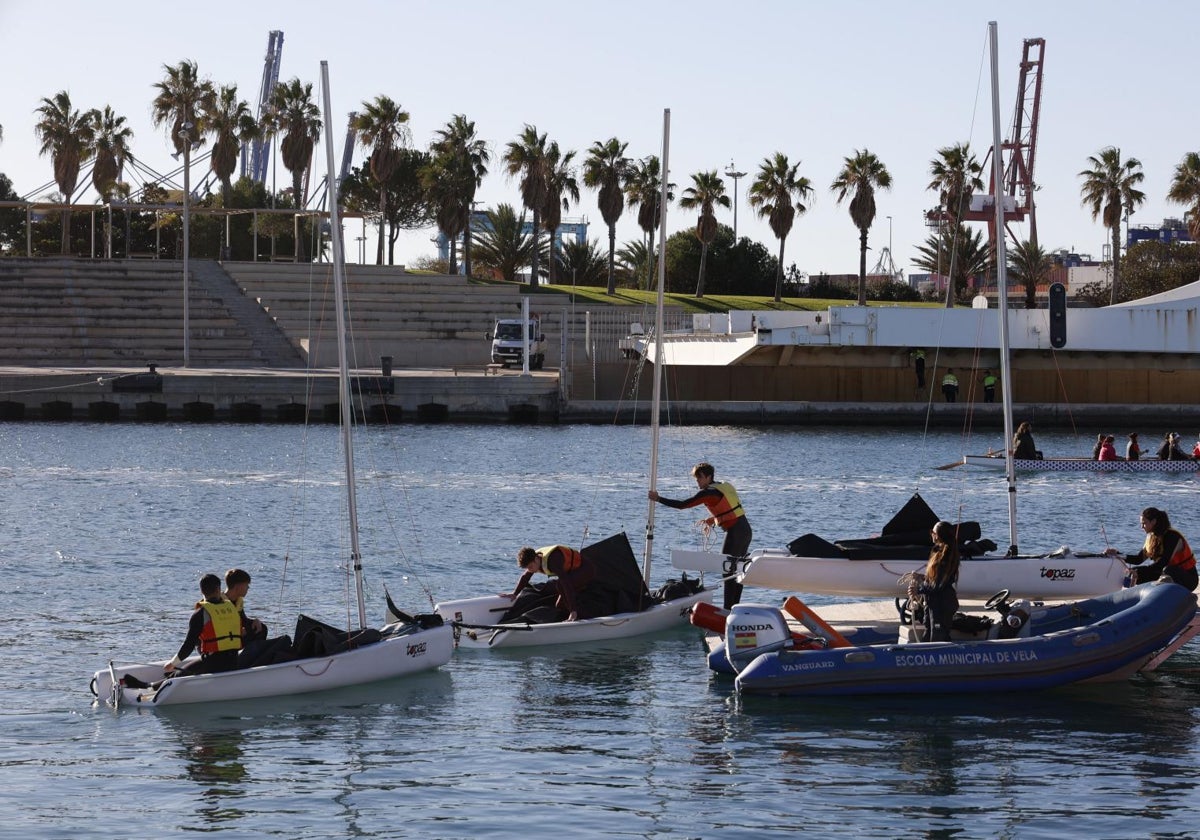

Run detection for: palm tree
[[582, 137, 630, 295], [554, 238, 609, 286], [422, 155, 470, 274], [1166, 151, 1200, 242], [540, 141, 579, 286], [625, 156, 673, 291], [928, 143, 983, 227], [749, 152, 813, 302], [472, 204, 536, 282], [926, 143, 984, 308], [88, 106, 133, 202], [912, 224, 991, 304], [831, 149, 892, 305], [429, 115, 489, 277], [353, 95, 410, 265], [268, 77, 322, 261], [151, 60, 212, 157], [34, 91, 96, 254], [1008, 238, 1053, 309], [616, 238, 650, 289], [503, 125, 548, 287], [1079, 146, 1146, 305], [679, 170, 731, 298], [203, 84, 256, 207]]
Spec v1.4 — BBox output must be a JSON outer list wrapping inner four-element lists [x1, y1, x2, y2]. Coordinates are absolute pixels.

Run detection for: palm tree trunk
[[696, 243, 708, 298], [1109, 225, 1120, 305], [606, 223, 616, 296], [548, 227, 557, 285], [60, 209, 72, 255], [377, 185, 387, 265], [464, 220, 473, 279], [857, 226, 869, 305], [449, 236, 458, 275], [529, 211, 541, 288], [775, 237, 787, 302], [645, 229, 656, 292]]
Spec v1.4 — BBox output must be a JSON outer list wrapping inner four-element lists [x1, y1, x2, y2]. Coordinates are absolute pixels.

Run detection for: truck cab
[[487, 318, 545, 369]]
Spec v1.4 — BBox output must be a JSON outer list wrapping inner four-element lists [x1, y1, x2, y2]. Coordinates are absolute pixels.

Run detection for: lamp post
[[724, 160, 746, 242], [180, 122, 193, 368]]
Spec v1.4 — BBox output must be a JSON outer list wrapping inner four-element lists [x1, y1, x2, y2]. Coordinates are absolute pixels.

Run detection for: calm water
[[2, 421, 1199, 838]]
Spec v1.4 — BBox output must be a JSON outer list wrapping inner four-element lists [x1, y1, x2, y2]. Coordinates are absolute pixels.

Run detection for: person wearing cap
[[1126, 433, 1142, 461], [1098, 435, 1121, 461], [1105, 507, 1198, 591], [906, 520, 961, 641], [1156, 432, 1189, 461]]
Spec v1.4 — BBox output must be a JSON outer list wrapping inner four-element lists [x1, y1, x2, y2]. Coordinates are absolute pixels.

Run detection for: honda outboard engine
[[724, 603, 792, 673]]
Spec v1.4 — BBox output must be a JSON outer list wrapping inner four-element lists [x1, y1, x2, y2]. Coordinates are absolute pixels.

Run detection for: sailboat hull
[[672, 547, 1129, 600], [93, 623, 453, 708], [435, 591, 713, 649]]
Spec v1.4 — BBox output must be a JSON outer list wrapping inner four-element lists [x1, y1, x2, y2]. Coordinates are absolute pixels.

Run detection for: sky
[[2, 0, 1198, 276]]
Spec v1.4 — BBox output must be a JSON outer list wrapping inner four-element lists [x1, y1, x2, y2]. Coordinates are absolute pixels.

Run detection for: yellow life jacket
[[199, 598, 243, 654], [704, 482, 746, 530], [536, 545, 583, 576], [942, 373, 958, 387]]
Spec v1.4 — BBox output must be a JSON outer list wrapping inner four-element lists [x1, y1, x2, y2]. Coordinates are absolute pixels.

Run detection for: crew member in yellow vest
[[225, 568, 267, 644], [650, 461, 752, 609], [941, 369, 959, 403], [981, 370, 998, 403], [910, 348, 926, 389], [165, 573, 243, 676], [504, 544, 597, 622]]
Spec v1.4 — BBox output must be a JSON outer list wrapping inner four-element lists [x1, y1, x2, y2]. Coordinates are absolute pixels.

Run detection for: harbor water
[[2, 421, 1198, 838]]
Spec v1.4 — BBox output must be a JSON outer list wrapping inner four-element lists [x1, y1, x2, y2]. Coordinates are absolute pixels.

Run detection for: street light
[[724, 160, 746, 242], [179, 121, 194, 368]]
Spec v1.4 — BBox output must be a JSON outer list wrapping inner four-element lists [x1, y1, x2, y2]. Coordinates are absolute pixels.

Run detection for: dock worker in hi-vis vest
[[650, 462, 752, 609]]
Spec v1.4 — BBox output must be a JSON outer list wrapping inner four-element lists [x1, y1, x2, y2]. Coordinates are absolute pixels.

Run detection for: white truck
[[487, 317, 545, 369]]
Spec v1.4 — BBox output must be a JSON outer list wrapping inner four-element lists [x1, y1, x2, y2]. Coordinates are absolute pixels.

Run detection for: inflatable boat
[[712, 581, 1197, 696]]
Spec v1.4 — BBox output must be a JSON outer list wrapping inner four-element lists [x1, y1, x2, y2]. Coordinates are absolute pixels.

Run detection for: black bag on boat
[[293, 614, 382, 658], [650, 576, 704, 602]]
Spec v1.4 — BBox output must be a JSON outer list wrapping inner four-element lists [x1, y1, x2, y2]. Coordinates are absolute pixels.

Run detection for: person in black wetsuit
[[908, 520, 961, 642], [649, 462, 751, 609]]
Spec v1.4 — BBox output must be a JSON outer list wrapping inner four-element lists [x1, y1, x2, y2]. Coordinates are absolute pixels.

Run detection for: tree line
[[3, 71, 1200, 306]]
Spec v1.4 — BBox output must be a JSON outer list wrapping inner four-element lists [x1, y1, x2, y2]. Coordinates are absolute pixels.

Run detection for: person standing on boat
[[505, 545, 596, 622], [1012, 421, 1042, 460], [981, 370, 997, 403], [165, 573, 243, 676], [940, 369, 958, 402], [649, 462, 751, 609], [908, 521, 961, 641], [1126, 433, 1142, 461], [1105, 507, 1198, 591]]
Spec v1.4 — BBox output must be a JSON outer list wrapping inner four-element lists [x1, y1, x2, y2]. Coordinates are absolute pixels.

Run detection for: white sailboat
[[91, 62, 453, 707], [433, 109, 714, 649], [671, 39, 1132, 602]]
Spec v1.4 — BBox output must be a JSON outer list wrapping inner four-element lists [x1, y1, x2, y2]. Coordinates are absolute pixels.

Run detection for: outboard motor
[[724, 603, 792, 673], [998, 598, 1033, 639]]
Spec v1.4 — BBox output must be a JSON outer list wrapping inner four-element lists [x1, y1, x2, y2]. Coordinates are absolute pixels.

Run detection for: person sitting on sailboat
[[1105, 507, 1198, 591], [906, 521, 962, 642], [649, 462, 752, 609], [504, 545, 596, 622], [1126, 432, 1142, 461], [165, 573, 244, 676]]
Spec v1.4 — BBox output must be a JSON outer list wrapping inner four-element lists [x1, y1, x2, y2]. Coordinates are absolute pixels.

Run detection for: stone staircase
[[0, 258, 271, 367]]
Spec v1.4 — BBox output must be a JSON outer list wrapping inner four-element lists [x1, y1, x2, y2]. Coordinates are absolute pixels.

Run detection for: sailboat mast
[[319, 61, 368, 628], [987, 23, 1019, 556], [643, 107, 670, 585]]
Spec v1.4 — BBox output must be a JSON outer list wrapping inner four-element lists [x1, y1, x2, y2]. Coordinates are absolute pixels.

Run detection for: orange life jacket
[[703, 482, 746, 530], [537, 545, 583, 576]]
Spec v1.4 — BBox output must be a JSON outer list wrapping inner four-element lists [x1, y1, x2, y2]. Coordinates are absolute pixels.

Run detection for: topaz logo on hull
[[406, 641, 428, 657], [1039, 567, 1077, 581]]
